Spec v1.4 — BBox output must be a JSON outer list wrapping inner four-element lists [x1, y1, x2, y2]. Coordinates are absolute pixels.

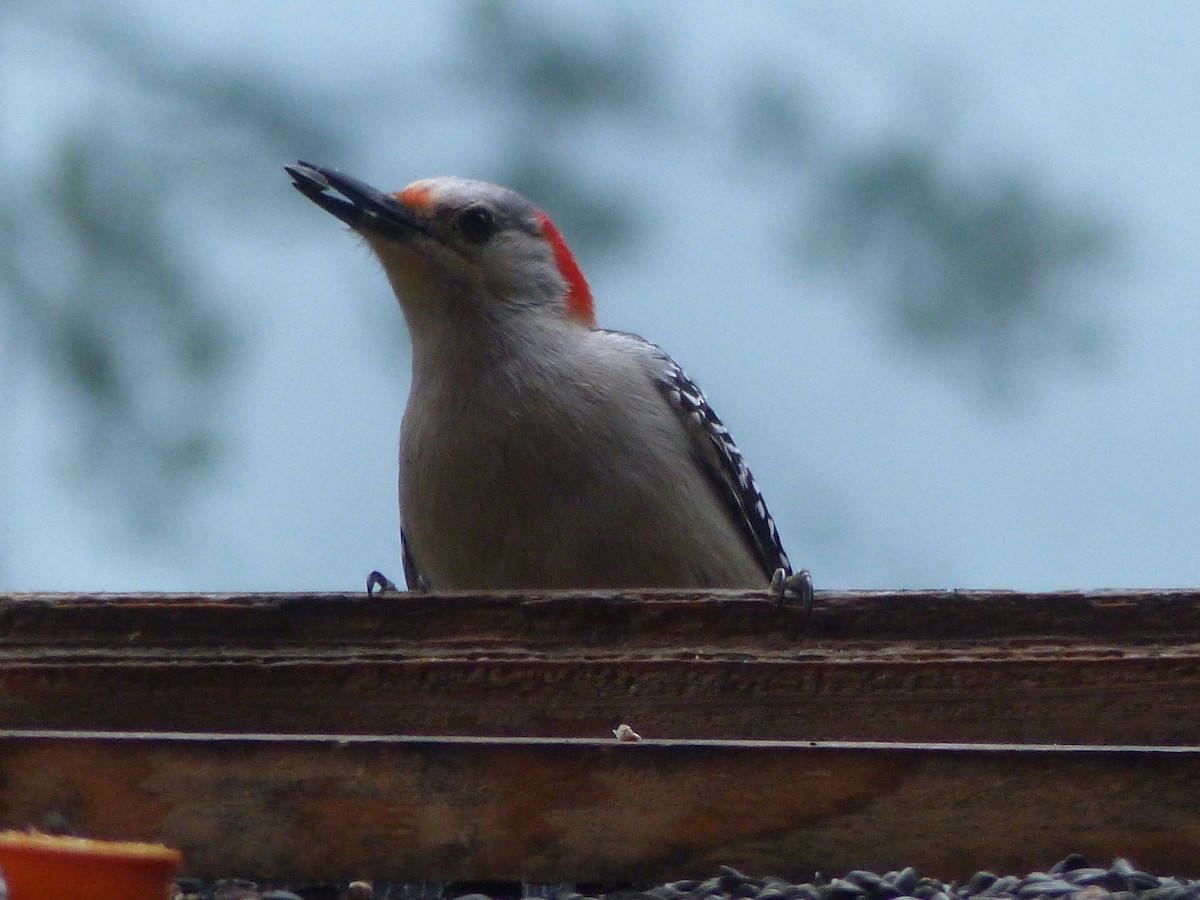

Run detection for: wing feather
[[626, 333, 793, 581]]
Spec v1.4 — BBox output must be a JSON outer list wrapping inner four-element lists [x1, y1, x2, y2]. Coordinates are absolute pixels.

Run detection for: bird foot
[[366, 570, 400, 596], [770, 567, 814, 625]]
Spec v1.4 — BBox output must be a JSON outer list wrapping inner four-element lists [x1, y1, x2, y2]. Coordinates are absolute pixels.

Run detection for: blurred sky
[[3, 1, 1199, 592]]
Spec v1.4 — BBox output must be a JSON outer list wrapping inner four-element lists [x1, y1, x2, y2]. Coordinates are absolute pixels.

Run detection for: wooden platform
[[0, 589, 1198, 880]]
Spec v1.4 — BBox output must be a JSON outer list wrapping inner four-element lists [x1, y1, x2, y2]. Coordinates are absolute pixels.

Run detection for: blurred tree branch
[[1, 3, 345, 531], [807, 141, 1115, 395], [732, 69, 1118, 398], [0, 0, 1124, 549]]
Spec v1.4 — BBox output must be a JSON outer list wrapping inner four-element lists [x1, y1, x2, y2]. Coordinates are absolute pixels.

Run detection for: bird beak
[[285, 161, 428, 240]]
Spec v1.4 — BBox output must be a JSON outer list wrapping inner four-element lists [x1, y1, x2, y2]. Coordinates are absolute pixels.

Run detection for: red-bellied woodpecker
[[285, 162, 812, 611]]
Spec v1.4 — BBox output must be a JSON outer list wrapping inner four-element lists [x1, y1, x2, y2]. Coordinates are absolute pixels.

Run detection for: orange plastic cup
[[0, 830, 182, 900]]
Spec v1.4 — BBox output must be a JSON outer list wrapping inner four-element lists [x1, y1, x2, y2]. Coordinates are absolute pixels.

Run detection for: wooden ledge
[[3, 588, 1200, 645], [2, 590, 1199, 879], [1, 590, 1198, 744], [0, 731, 1198, 881]]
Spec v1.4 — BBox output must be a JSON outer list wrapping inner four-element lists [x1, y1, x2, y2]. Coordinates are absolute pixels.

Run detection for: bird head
[[286, 162, 595, 334]]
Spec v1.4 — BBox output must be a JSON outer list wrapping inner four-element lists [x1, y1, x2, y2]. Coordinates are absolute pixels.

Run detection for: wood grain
[[2, 590, 1199, 879], [0, 590, 1197, 743]]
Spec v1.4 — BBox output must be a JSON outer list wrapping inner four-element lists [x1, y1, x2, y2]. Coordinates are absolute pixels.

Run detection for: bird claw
[[771, 567, 814, 626], [367, 570, 400, 596]]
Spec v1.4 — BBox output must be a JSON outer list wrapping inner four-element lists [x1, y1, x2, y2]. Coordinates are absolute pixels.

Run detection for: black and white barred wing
[[646, 343, 793, 582]]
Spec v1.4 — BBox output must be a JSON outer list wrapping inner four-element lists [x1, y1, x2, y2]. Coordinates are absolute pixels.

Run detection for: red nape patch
[[535, 211, 595, 325]]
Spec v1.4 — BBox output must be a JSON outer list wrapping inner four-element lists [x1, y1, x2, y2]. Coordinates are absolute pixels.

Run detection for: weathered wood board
[[1, 590, 1198, 879]]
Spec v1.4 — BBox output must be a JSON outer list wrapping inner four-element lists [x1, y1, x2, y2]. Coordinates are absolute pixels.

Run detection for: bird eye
[[457, 205, 497, 243]]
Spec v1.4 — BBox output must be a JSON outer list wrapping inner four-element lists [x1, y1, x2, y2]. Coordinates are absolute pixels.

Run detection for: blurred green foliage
[[731, 70, 1116, 397], [1, 3, 344, 530], [0, 0, 1120, 538], [809, 142, 1114, 394]]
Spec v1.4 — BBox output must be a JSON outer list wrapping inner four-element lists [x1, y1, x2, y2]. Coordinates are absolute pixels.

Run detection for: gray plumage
[[286, 164, 797, 592]]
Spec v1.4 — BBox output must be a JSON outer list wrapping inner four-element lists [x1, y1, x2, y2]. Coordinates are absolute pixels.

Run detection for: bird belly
[[399, 392, 764, 590]]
